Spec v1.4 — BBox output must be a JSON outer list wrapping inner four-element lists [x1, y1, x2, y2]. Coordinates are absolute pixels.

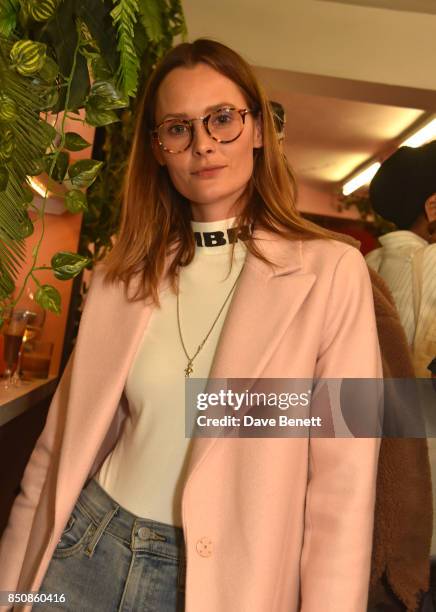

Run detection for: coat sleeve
[[299, 246, 383, 612], [0, 347, 75, 595], [0, 267, 102, 596]]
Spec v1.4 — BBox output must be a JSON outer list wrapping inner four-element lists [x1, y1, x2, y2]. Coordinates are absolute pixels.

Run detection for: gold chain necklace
[[177, 265, 244, 377]]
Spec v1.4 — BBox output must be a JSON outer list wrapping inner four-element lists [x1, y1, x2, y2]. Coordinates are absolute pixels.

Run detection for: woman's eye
[[167, 123, 189, 137], [211, 111, 235, 127]]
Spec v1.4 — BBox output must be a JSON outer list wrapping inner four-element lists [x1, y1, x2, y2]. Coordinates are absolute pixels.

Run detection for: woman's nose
[[191, 121, 216, 156]]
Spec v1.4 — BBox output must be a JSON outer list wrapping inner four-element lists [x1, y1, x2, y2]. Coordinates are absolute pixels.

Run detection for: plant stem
[[10, 25, 82, 309]]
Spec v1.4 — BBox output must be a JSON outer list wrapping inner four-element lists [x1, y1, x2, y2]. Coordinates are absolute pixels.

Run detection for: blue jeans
[[38, 477, 186, 611]]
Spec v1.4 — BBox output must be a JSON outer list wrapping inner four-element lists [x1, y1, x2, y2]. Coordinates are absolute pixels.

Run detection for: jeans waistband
[[76, 476, 186, 561]]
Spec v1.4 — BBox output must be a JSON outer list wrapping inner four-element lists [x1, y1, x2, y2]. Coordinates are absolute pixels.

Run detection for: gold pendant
[[185, 361, 194, 377]]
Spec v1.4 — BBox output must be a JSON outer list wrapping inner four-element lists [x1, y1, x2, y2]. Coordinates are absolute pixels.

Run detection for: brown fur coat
[[368, 267, 433, 611]]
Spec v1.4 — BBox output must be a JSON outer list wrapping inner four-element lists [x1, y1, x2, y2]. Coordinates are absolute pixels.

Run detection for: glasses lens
[[158, 119, 191, 152], [208, 109, 244, 142]]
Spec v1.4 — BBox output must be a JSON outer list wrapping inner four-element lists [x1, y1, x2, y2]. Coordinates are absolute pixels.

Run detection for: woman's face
[[154, 63, 262, 221]]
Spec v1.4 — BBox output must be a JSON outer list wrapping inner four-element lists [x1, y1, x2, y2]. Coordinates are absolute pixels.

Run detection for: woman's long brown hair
[[102, 38, 352, 306]]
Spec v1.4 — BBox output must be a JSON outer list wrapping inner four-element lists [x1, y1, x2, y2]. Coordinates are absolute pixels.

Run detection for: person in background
[[366, 142, 436, 378], [367, 143, 436, 607], [269, 100, 286, 147]]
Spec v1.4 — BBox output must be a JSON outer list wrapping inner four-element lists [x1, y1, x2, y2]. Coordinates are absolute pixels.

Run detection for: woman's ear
[[424, 193, 436, 222], [152, 137, 166, 167], [253, 113, 263, 149]]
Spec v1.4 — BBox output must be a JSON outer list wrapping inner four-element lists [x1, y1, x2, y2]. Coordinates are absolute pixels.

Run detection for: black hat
[[369, 140, 436, 229]]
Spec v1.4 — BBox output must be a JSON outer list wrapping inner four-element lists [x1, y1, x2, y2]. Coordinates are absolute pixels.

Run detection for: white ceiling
[[281, 94, 425, 185], [319, 0, 436, 14], [183, 0, 436, 89]]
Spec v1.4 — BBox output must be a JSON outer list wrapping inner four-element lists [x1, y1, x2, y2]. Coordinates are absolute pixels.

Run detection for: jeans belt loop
[[84, 504, 120, 558]]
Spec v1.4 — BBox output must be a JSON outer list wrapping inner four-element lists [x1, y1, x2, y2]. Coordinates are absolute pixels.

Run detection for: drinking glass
[[21, 340, 54, 379], [2, 310, 28, 389], [10, 287, 46, 387]]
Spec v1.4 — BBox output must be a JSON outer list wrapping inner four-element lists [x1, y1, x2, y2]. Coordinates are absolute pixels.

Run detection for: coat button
[[196, 536, 213, 557]]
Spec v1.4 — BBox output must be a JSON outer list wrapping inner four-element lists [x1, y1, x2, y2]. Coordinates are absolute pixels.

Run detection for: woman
[[0, 39, 382, 612]]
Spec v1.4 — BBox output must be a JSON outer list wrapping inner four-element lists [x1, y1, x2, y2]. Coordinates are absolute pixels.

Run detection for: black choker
[[193, 223, 254, 248]]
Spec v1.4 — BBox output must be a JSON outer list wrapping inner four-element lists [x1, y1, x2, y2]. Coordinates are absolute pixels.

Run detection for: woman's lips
[[191, 166, 226, 178]]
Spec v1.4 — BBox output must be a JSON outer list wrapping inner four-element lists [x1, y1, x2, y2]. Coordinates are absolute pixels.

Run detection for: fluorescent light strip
[[341, 118, 436, 197], [400, 118, 436, 148], [342, 162, 381, 196]]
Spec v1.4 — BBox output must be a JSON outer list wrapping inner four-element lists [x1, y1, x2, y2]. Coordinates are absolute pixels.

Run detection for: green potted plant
[[0, 0, 186, 325]]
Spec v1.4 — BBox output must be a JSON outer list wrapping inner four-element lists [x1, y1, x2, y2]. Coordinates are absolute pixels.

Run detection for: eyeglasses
[[152, 107, 255, 154]]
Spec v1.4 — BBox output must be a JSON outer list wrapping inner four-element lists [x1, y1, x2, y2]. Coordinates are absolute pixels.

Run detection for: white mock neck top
[[94, 216, 250, 526]]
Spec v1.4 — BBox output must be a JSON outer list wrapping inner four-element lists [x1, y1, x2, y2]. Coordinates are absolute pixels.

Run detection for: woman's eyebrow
[[160, 102, 236, 121]]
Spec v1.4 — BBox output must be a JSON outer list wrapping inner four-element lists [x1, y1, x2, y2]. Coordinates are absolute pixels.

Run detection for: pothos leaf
[[64, 132, 91, 151], [51, 251, 90, 279], [43, 151, 70, 182], [35, 284, 61, 314], [68, 159, 103, 188], [64, 189, 88, 213], [84, 106, 119, 127]]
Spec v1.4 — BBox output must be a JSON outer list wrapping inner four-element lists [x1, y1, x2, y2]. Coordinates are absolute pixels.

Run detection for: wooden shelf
[[0, 376, 58, 426]]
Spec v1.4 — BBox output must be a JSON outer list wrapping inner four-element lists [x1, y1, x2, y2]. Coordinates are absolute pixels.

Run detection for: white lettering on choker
[[193, 224, 254, 248]]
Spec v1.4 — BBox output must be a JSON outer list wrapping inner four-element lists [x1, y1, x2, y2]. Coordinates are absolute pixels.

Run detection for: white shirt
[[367, 232, 436, 557], [365, 231, 436, 346], [94, 216, 249, 526]]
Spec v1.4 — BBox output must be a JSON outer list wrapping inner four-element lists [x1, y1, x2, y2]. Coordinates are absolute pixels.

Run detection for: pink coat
[[0, 227, 382, 611]]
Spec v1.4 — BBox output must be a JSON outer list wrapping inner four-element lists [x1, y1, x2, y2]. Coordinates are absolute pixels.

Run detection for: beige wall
[[296, 181, 361, 219]]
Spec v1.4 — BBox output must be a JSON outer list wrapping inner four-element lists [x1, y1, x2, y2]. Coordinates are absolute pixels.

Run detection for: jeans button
[[137, 526, 151, 540]]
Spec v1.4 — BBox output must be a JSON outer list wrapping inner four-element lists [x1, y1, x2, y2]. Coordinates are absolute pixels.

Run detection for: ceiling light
[[342, 162, 381, 196], [27, 176, 54, 199], [400, 118, 436, 148]]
